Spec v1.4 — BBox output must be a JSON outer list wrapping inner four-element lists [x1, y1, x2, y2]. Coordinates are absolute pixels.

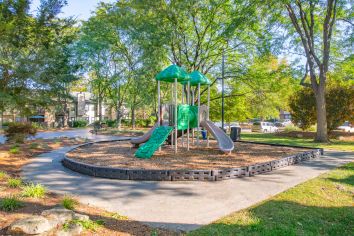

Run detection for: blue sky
[[30, 0, 114, 20]]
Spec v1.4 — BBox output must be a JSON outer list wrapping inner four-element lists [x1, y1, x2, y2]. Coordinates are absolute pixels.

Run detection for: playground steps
[[135, 126, 173, 159]]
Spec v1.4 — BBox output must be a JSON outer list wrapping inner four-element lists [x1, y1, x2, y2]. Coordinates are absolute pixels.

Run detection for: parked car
[[252, 122, 279, 133], [337, 122, 353, 133]]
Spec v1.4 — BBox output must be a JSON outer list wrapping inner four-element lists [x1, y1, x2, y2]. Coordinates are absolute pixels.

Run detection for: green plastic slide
[[135, 126, 173, 159]]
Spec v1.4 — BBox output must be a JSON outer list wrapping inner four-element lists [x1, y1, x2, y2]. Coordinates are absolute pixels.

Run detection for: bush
[[289, 86, 354, 132], [21, 183, 46, 198], [5, 122, 37, 143], [284, 124, 301, 132], [70, 120, 88, 128], [146, 116, 157, 127], [8, 178, 23, 188], [0, 195, 24, 211], [105, 119, 117, 128], [61, 195, 78, 210]]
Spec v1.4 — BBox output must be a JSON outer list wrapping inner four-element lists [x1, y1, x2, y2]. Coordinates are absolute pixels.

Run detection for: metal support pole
[[221, 48, 225, 131], [171, 83, 173, 148], [158, 80, 161, 152], [192, 89, 195, 144], [207, 84, 210, 147], [181, 84, 184, 148], [187, 81, 190, 151], [157, 81, 161, 126], [197, 83, 200, 146], [174, 78, 178, 153]]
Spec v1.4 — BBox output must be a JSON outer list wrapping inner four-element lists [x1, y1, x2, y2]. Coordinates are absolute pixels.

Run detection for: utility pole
[[221, 48, 225, 131]]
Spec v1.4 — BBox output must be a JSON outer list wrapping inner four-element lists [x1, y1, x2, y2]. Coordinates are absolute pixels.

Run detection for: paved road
[[0, 128, 106, 144], [22, 146, 353, 232]]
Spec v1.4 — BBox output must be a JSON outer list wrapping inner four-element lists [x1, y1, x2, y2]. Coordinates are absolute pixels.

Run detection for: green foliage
[[283, 124, 301, 132], [0, 1, 79, 116], [105, 119, 117, 128], [290, 86, 354, 132], [289, 89, 316, 131], [29, 142, 40, 149], [9, 145, 20, 154], [0, 195, 24, 212], [61, 195, 78, 210], [0, 171, 9, 180], [70, 120, 88, 128], [21, 183, 46, 198], [7, 178, 23, 188], [64, 219, 104, 232], [5, 123, 37, 143]]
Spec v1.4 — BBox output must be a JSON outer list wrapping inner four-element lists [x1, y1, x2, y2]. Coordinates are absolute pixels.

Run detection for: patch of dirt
[[276, 131, 354, 141], [67, 141, 309, 170]]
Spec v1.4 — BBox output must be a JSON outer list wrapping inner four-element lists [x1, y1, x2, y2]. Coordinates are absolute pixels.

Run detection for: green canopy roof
[[189, 71, 211, 86], [155, 65, 190, 83]]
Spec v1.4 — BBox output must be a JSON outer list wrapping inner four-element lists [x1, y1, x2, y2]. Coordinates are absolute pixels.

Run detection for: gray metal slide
[[130, 123, 159, 146], [200, 120, 234, 153]]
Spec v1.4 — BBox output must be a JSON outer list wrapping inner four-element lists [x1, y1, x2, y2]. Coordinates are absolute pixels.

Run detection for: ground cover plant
[[21, 183, 46, 198], [189, 162, 354, 236], [61, 195, 78, 210], [0, 196, 24, 212]]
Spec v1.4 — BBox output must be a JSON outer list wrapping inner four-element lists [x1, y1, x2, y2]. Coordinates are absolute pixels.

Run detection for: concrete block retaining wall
[[62, 141, 323, 182]]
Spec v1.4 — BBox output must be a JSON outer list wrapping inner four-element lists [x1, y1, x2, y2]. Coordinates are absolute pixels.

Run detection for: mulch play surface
[[0, 138, 177, 236], [67, 141, 309, 170]]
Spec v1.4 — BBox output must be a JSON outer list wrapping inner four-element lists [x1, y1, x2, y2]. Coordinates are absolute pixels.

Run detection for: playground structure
[[131, 65, 234, 159]]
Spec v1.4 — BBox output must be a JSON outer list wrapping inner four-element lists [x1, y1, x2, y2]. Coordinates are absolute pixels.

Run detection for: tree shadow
[[189, 200, 354, 236]]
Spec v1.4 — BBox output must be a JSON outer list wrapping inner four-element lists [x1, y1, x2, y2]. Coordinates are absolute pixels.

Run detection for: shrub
[[289, 86, 354, 132], [21, 183, 46, 198], [284, 124, 301, 132], [0, 171, 8, 180], [105, 119, 117, 128], [61, 195, 78, 210], [146, 116, 157, 127], [0, 195, 24, 211], [8, 178, 23, 188], [69, 120, 88, 128], [5, 122, 37, 143]]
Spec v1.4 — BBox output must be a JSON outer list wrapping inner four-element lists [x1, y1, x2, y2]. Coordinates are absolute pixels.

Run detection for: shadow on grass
[[326, 164, 354, 186], [189, 200, 354, 236]]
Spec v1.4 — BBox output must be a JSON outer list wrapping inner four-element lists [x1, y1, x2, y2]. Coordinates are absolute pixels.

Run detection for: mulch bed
[[0, 138, 177, 236], [67, 141, 309, 170]]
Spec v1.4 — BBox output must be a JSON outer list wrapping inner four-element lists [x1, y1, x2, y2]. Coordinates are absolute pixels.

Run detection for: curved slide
[[200, 120, 234, 153], [130, 123, 159, 146]]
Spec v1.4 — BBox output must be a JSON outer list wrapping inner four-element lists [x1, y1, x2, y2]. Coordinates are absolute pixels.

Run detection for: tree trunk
[[98, 96, 102, 122], [131, 105, 135, 128], [63, 102, 68, 128], [116, 105, 122, 130], [314, 80, 328, 142], [0, 110, 3, 130]]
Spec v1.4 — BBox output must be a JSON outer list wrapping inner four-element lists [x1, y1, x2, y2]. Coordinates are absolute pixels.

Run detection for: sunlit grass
[[189, 163, 354, 236], [61, 195, 78, 210], [241, 133, 354, 151]]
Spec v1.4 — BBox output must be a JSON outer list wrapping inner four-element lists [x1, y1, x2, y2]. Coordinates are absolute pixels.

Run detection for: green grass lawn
[[189, 162, 354, 236], [240, 133, 354, 151]]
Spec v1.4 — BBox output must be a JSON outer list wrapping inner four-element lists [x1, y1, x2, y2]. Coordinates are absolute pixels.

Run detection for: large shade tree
[[269, 0, 353, 142]]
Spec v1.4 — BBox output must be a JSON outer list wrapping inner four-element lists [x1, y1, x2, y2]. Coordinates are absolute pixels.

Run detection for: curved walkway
[[22, 142, 353, 232]]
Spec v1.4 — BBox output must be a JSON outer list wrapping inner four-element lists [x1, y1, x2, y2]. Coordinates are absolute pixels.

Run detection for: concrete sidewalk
[[22, 146, 353, 232]]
